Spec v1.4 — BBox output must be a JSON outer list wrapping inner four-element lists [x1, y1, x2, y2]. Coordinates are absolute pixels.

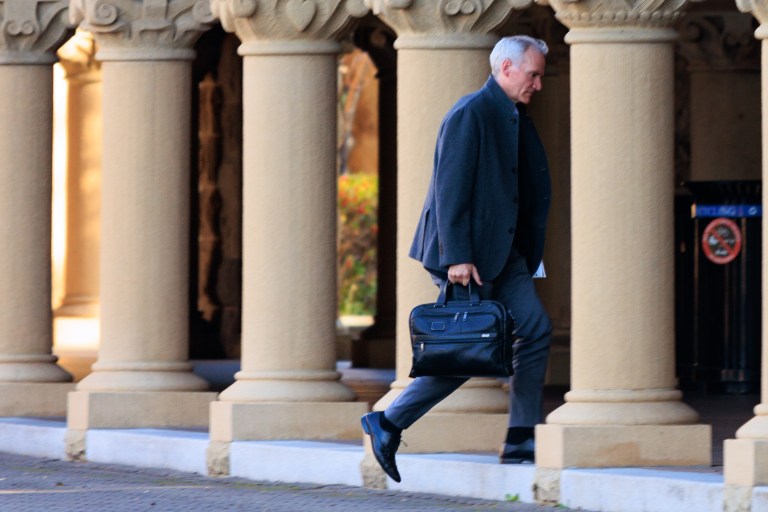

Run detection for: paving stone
[[0, 451, 583, 511]]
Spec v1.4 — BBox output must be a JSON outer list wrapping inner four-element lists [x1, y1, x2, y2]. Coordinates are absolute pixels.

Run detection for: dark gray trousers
[[386, 249, 552, 430]]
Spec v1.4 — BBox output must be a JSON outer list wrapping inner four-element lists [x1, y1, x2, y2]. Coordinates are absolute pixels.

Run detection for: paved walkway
[[0, 451, 585, 512]]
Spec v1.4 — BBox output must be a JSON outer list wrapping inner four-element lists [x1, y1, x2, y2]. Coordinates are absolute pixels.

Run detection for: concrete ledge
[[391, 452, 537, 502], [560, 467, 723, 512], [86, 428, 209, 475], [3, 418, 768, 511], [754, 487, 768, 512], [0, 417, 67, 459], [230, 440, 365, 487]]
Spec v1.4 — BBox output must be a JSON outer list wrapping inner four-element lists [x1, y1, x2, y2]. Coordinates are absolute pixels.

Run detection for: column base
[[76, 368, 210, 392], [398, 412, 508, 453], [0, 382, 75, 416], [536, 424, 711, 468], [218, 371, 357, 402], [67, 390, 218, 430], [209, 400, 369, 442], [0, 359, 73, 382], [724, 438, 768, 486]]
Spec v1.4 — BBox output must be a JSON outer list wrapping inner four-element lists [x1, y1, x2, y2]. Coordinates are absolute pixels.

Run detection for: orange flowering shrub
[[338, 173, 378, 315]]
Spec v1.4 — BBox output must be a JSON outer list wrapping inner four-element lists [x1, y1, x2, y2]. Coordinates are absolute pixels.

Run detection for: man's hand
[[447, 263, 482, 287]]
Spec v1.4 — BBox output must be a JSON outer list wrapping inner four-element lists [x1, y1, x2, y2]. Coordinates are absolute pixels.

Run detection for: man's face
[[499, 48, 545, 104]]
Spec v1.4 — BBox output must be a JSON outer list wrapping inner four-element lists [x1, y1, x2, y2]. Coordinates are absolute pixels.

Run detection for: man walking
[[362, 35, 553, 483]]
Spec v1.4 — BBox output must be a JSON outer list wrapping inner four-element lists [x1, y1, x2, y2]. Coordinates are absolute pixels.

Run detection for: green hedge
[[338, 173, 377, 316]]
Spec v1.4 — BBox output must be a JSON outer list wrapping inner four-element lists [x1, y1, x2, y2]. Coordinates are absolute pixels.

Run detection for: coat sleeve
[[433, 106, 480, 269]]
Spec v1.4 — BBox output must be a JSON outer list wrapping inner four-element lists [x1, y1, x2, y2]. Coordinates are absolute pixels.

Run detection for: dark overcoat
[[409, 75, 551, 280]]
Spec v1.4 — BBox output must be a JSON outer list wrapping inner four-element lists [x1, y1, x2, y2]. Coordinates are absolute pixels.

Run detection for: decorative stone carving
[[547, 0, 688, 33], [70, 0, 215, 59], [0, 0, 71, 63], [678, 13, 759, 71], [211, 0, 368, 47], [364, 0, 529, 44]]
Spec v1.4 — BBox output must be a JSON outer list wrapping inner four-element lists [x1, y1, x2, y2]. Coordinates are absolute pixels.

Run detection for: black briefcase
[[408, 281, 514, 378]]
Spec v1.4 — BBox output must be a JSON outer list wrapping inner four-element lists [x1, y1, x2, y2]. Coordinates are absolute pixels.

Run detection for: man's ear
[[502, 58, 514, 76]]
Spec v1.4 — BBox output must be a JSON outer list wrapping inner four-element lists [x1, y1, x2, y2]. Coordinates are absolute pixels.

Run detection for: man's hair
[[489, 36, 549, 77]]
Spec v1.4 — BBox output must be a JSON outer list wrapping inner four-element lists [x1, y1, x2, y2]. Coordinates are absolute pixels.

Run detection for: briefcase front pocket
[[410, 331, 508, 377], [410, 310, 500, 337]]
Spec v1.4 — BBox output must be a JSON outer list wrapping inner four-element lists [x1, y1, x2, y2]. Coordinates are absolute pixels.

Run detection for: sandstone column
[[536, 0, 711, 499], [55, 31, 103, 320], [206, 0, 370, 476], [678, 12, 760, 182], [0, 0, 76, 416], [724, 2, 768, 510], [65, 0, 219, 459], [364, 0, 530, 454]]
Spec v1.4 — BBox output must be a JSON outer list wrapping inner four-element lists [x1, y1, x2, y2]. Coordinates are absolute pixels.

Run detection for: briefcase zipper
[[412, 311, 503, 333], [413, 333, 500, 345]]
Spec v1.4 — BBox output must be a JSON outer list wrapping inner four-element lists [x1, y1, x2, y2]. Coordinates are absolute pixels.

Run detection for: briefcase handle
[[436, 280, 481, 307]]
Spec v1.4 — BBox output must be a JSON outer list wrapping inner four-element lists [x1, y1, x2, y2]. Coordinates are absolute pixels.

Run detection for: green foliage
[[338, 173, 378, 316], [504, 493, 520, 502]]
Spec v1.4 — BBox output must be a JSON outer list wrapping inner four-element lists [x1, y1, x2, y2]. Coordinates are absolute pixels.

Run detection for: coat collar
[[484, 75, 520, 118]]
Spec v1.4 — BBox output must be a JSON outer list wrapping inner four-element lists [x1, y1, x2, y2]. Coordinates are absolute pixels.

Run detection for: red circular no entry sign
[[702, 218, 742, 265]]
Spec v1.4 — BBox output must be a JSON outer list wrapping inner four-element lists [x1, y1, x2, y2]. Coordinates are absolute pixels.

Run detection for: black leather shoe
[[499, 437, 535, 464], [361, 412, 401, 482]]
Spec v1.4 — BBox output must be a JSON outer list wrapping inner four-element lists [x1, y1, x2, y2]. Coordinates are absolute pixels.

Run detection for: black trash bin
[[675, 181, 762, 394]]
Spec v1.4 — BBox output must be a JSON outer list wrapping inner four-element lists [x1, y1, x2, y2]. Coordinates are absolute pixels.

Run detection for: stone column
[[55, 31, 102, 320], [535, 0, 711, 500], [206, 0, 370, 476], [724, 2, 768, 510], [65, 0, 219, 460], [0, 0, 76, 416], [364, 0, 528, 454], [678, 12, 760, 182]]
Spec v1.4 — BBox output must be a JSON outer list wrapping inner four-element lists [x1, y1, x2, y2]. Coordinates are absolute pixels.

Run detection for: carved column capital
[[0, 0, 71, 64], [210, 0, 369, 55], [70, 0, 215, 61], [737, 0, 768, 38], [365, 0, 528, 49], [678, 12, 759, 72], [547, 0, 690, 43]]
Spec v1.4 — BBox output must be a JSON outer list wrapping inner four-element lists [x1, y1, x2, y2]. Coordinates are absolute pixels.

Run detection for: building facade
[[2, 0, 768, 509]]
